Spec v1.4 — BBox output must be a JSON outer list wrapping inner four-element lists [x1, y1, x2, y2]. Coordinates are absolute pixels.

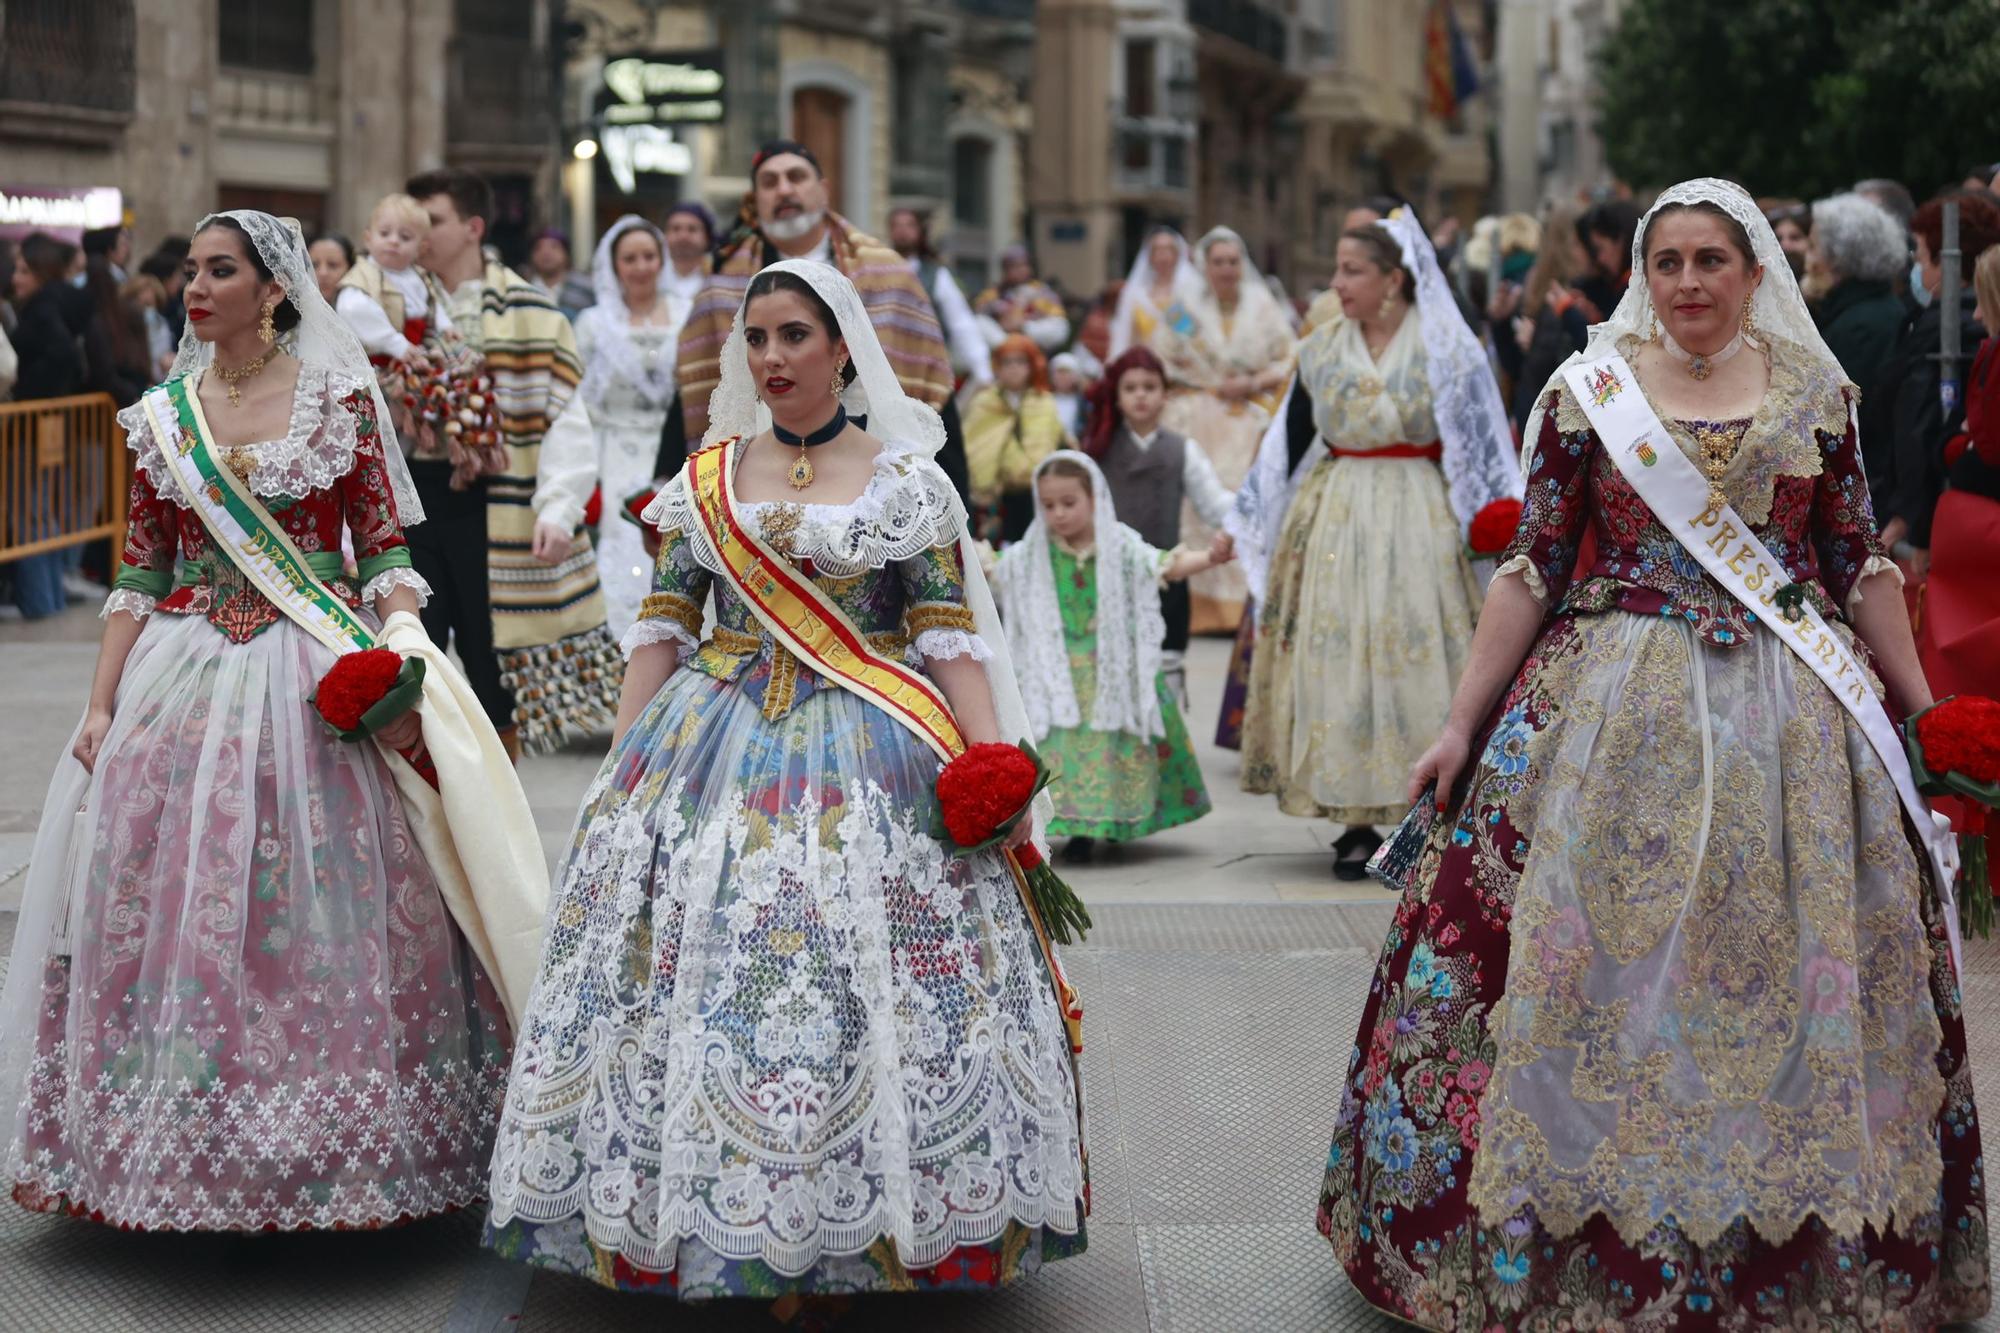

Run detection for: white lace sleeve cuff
[[1845, 554, 1904, 616], [100, 589, 156, 622], [910, 629, 993, 665], [1493, 553, 1549, 604], [361, 567, 432, 607], [620, 618, 700, 660]]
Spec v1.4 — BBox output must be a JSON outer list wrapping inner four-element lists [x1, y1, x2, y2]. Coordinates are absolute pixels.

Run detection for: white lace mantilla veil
[[171, 209, 423, 524], [1520, 177, 1851, 469], [576, 214, 677, 414], [1186, 225, 1286, 345], [1108, 226, 1199, 357], [997, 450, 1167, 743], [1375, 207, 1523, 534], [651, 257, 1052, 830]]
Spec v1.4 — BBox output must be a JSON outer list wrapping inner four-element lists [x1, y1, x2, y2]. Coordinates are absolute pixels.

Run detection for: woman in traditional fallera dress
[[1236, 211, 1519, 877], [483, 261, 1087, 1300], [1108, 226, 1199, 359], [1155, 226, 1297, 633], [0, 211, 546, 1232], [1318, 180, 1989, 1329], [576, 215, 688, 638]]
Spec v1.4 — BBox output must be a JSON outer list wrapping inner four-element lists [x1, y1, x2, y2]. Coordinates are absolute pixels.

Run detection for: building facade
[[1, 0, 1031, 277], [0, 0, 534, 250], [1492, 0, 1625, 214], [1029, 0, 1495, 299], [553, 0, 1035, 288]]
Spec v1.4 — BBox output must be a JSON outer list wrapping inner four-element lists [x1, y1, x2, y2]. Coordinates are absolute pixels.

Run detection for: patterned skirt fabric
[[1241, 453, 1480, 825], [483, 668, 1087, 1297], [1318, 608, 1991, 1330], [4, 613, 511, 1231], [1043, 673, 1212, 842]]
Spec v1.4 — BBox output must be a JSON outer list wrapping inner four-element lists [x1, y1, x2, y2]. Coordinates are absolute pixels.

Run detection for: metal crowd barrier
[[0, 392, 127, 562]]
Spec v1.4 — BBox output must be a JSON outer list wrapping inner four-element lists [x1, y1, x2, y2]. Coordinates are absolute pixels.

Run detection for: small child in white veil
[[993, 450, 1229, 863]]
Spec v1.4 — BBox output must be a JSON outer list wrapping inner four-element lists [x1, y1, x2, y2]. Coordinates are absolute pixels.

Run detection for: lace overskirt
[[483, 667, 1086, 1292], [4, 613, 511, 1231]]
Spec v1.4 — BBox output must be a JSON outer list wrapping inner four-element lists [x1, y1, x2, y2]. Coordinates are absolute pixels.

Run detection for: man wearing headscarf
[[658, 140, 966, 497], [974, 246, 1071, 352]]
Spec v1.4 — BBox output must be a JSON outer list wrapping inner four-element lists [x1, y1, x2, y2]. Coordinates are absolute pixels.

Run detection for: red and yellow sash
[[687, 439, 1083, 1050]]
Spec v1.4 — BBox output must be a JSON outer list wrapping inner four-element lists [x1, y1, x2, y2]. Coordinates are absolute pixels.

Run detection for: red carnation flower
[[935, 743, 1041, 847], [314, 648, 406, 733], [1467, 498, 1523, 557], [1916, 695, 2000, 785]]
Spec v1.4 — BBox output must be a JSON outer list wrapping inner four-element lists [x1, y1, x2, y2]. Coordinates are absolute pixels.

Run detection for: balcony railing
[[955, 0, 1035, 20], [448, 32, 551, 149], [216, 69, 333, 130], [1115, 119, 1193, 196], [1187, 0, 1288, 65], [0, 0, 136, 117]]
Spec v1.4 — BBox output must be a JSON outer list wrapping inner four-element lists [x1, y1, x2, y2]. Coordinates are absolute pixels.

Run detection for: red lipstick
[[764, 376, 794, 396], [188, 308, 213, 321]]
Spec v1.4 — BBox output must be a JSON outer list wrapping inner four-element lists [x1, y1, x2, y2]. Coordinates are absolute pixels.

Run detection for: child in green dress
[[994, 450, 1230, 863]]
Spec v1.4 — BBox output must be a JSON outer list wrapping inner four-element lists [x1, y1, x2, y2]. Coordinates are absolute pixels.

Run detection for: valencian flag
[[1426, 0, 1481, 121]]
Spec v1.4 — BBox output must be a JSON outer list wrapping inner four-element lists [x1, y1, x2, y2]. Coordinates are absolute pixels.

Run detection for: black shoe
[[1332, 826, 1383, 881], [1060, 837, 1096, 866]]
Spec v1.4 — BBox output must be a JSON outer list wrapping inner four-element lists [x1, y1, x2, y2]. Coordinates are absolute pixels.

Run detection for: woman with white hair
[[1805, 191, 1909, 397]]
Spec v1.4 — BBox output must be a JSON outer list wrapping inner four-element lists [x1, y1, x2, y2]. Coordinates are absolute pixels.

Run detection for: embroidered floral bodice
[[1301, 311, 1438, 449], [1501, 336, 1894, 646], [627, 445, 989, 720], [108, 367, 424, 642]]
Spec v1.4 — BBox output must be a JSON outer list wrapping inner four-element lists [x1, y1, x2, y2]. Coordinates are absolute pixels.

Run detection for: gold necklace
[[1691, 423, 1741, 517], [214, 351, 272, 407]]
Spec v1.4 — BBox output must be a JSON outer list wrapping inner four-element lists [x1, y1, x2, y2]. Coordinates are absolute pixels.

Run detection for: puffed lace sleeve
[[898, 540, 992, 665], [621, 511, 712, 659], [332, 385, 431, 607], [1495, 387, 1596, 605], [1809, 397, 1900, 617], [105, 463, 177, 621]]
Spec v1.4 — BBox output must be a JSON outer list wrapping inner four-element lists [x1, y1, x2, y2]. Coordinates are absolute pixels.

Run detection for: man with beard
[[660, 141, 967, 497]]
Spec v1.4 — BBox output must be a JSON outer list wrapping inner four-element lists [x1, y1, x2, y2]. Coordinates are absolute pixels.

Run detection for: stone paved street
[[3, 605, 1997, 1332]]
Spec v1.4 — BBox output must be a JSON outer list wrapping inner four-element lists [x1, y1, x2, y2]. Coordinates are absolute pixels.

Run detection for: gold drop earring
[[257, 302, 276, 344], [1740, 292, 1757, 339], [830, 364, 845, 400]]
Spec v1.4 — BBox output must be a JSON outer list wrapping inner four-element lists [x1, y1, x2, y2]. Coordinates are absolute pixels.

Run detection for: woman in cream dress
[[1108, 226, 1199, 358], [1156, 227, 1297, 633], [1236, 211, 1519, 876]]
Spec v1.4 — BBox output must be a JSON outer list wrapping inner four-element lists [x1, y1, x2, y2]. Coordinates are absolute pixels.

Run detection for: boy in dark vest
[[1082, 347, 1236, 703]]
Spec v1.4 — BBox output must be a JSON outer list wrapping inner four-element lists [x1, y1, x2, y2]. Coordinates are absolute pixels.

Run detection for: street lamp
[[573, 138, 600, 161]]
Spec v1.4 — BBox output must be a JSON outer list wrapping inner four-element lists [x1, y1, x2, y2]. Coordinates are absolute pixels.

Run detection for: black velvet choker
[[773, 403, 848, 447]]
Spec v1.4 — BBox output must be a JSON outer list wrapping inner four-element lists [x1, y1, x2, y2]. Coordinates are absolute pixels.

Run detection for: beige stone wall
[[777, 25, 892, 233]]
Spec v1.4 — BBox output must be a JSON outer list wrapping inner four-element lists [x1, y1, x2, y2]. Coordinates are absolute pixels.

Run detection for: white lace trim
[[360, 567, 432, 607], [1493, 552, 1550, 604], [909, 629, 992, 665], [620, 618, 700, 660], [485, 777, 1084, 1274], [99, 588, 156, 621], [1845, 553, 1904, 616], [646, 448, 966, 581], [121, 365, 376, 508]]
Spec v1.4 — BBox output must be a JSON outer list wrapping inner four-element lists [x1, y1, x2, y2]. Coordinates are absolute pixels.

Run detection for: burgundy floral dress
[[1318, 341, 1990, 1329], [2, 367, 510, 1232]]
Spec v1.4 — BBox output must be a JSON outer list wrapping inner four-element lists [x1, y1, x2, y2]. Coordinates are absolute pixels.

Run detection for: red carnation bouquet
[[311, 647, 427, 743], [1466, 497, 1523, 559], [1907, 694, 2000, 937], [933, 742, 1093, 944]]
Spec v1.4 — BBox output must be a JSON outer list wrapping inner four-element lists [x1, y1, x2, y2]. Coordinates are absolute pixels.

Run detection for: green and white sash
[[139, 375, 377, 656], [1563, 353, 1963, 977]]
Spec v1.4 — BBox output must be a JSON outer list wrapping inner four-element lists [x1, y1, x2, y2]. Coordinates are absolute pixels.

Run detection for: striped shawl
[[474, 262, 622, 748]]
